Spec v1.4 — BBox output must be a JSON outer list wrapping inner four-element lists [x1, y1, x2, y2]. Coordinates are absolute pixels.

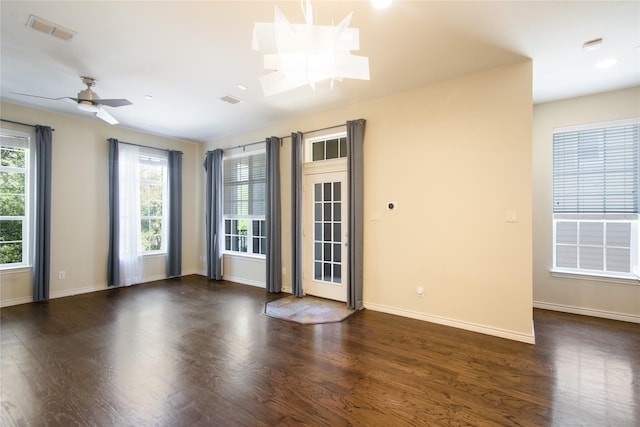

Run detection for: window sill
[[550, 269, 640, 286], [0, 265, 32, 274], [223, 252, 266, 262], [141, 252, 166, 258]]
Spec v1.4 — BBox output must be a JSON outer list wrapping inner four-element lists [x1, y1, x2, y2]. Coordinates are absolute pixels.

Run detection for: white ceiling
[[1, 1, 638, 142]]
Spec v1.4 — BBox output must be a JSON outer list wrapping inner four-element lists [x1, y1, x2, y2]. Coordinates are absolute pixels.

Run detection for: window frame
[[305, 132, 347, 163], [551, 118, 640, 280], [0, 128, 33, 270], [137, 151, 168, 255], [223, 149, 267, 257]]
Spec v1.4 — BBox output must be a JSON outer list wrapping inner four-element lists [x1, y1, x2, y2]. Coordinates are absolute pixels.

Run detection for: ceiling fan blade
[[95, 107, 119, 125], [10, 92, 75, 102], [97, 98, 132, 108]]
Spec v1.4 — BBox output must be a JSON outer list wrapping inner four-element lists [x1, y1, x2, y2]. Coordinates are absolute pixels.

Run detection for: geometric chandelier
[[252, 0, 370, 96]]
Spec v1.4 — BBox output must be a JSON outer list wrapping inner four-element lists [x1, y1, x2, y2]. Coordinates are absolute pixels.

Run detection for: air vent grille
[[26, 15, 76, 41], [219, 94, 244, 105]]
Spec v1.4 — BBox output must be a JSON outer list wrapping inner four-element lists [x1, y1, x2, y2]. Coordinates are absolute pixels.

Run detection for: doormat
[[265, 295, 356, 325]]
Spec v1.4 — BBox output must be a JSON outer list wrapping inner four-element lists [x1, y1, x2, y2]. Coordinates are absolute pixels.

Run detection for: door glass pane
[[324, 203, 331, 221], [324, 243, 331, 261], [324, 224, 331, 241], [334, 243, 341, 262], [323, 263, 331, 281], [333, 202, 341, 221], [333, 265, 341, 283], [312, 180, 343, 284], [323, 183, 331, 201]]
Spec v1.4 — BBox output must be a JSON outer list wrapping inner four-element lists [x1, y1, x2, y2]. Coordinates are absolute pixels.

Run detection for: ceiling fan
[[12, 76, 132, 125]]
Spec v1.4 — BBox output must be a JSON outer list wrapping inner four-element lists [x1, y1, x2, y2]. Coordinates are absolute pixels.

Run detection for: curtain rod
[[302, 123, 345, 135], [223, 122, 348, 152], [1, 118, 55, 131], [114, 139, 182, 154]]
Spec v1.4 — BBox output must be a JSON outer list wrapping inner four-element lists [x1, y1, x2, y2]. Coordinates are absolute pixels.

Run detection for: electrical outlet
[[416, 286, 424, 297], [58, 271, 66, 279], [505, 210, 519, 223]]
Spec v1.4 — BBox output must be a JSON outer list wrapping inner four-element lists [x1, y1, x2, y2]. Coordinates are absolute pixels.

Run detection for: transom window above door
[[305, 132, 347, 163]]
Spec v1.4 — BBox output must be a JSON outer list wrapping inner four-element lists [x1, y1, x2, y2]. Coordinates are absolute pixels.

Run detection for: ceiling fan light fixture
[[77, 101, 99, 113]]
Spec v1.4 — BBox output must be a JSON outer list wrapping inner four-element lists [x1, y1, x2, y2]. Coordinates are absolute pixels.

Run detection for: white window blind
[[553, 122, 639, 213], [223, 151, 266, 218]]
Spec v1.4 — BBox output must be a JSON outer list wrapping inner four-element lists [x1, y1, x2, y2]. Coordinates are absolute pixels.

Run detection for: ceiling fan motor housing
[[78, 88, 98, 103]]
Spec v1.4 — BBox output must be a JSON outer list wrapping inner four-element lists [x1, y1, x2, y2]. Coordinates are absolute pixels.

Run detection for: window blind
[[223, 151, 266, 217], [553, 123, 639, 213]]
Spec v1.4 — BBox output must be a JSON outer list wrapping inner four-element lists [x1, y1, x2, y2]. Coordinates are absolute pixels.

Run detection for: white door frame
[[302, 158, 348, 301]]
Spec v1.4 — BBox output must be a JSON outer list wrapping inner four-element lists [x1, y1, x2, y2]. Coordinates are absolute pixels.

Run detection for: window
[[138, 154, 167, 253], [552, 119, 639, 279], [0, 129, 31, 268], [306, 133, 347, 162], [223, 150, 266, 255]]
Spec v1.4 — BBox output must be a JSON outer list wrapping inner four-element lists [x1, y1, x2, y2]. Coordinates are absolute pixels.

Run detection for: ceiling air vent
[[219, 94, 244, 105], [26, 15, 76, 41]]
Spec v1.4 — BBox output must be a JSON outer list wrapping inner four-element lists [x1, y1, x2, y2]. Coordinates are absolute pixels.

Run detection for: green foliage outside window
[[139, 161, 165, 252], [0, 145, 27, 265]]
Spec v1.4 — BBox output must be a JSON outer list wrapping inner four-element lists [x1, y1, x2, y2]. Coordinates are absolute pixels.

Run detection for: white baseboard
[[181, 269, 199, 276], [51, 283, 108, 299], [533, 301, 640, 324], [1, 271, 208, 308], [364, 302, 536, 344], [0, 296, 33, 308]]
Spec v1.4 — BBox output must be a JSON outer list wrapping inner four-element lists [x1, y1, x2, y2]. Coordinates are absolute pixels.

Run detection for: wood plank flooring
[[1, 275, 638, 426]]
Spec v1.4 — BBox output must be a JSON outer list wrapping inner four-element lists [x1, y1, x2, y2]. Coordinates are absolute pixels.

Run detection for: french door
[[303, 168, 348, 302]]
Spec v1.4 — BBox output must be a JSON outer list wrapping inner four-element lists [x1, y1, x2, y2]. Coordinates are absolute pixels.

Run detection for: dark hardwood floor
[[1, 275, 638, 426]]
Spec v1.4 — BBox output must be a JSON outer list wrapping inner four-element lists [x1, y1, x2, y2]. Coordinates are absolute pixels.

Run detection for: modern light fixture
[[371, 0, 393, 9], [252, 0, 370, 96], [236, 84, 248, 91], [595, 58, 618, 69]]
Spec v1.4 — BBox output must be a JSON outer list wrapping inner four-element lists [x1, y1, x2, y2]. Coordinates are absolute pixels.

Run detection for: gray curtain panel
[[204, 149, 224, 280], [32, 125, 52, 302], [167, 150, 183, 278], [266, 137, 282, 293], [347, 119, 366, 310], [107, 138, 120, 287], [290, 132, 303, 297]]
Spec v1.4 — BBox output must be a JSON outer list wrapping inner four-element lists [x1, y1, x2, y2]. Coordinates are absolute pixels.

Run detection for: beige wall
[[207, 61, 535, 342], [0, 102, 200, 306], [532, 87, 640, 322]]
